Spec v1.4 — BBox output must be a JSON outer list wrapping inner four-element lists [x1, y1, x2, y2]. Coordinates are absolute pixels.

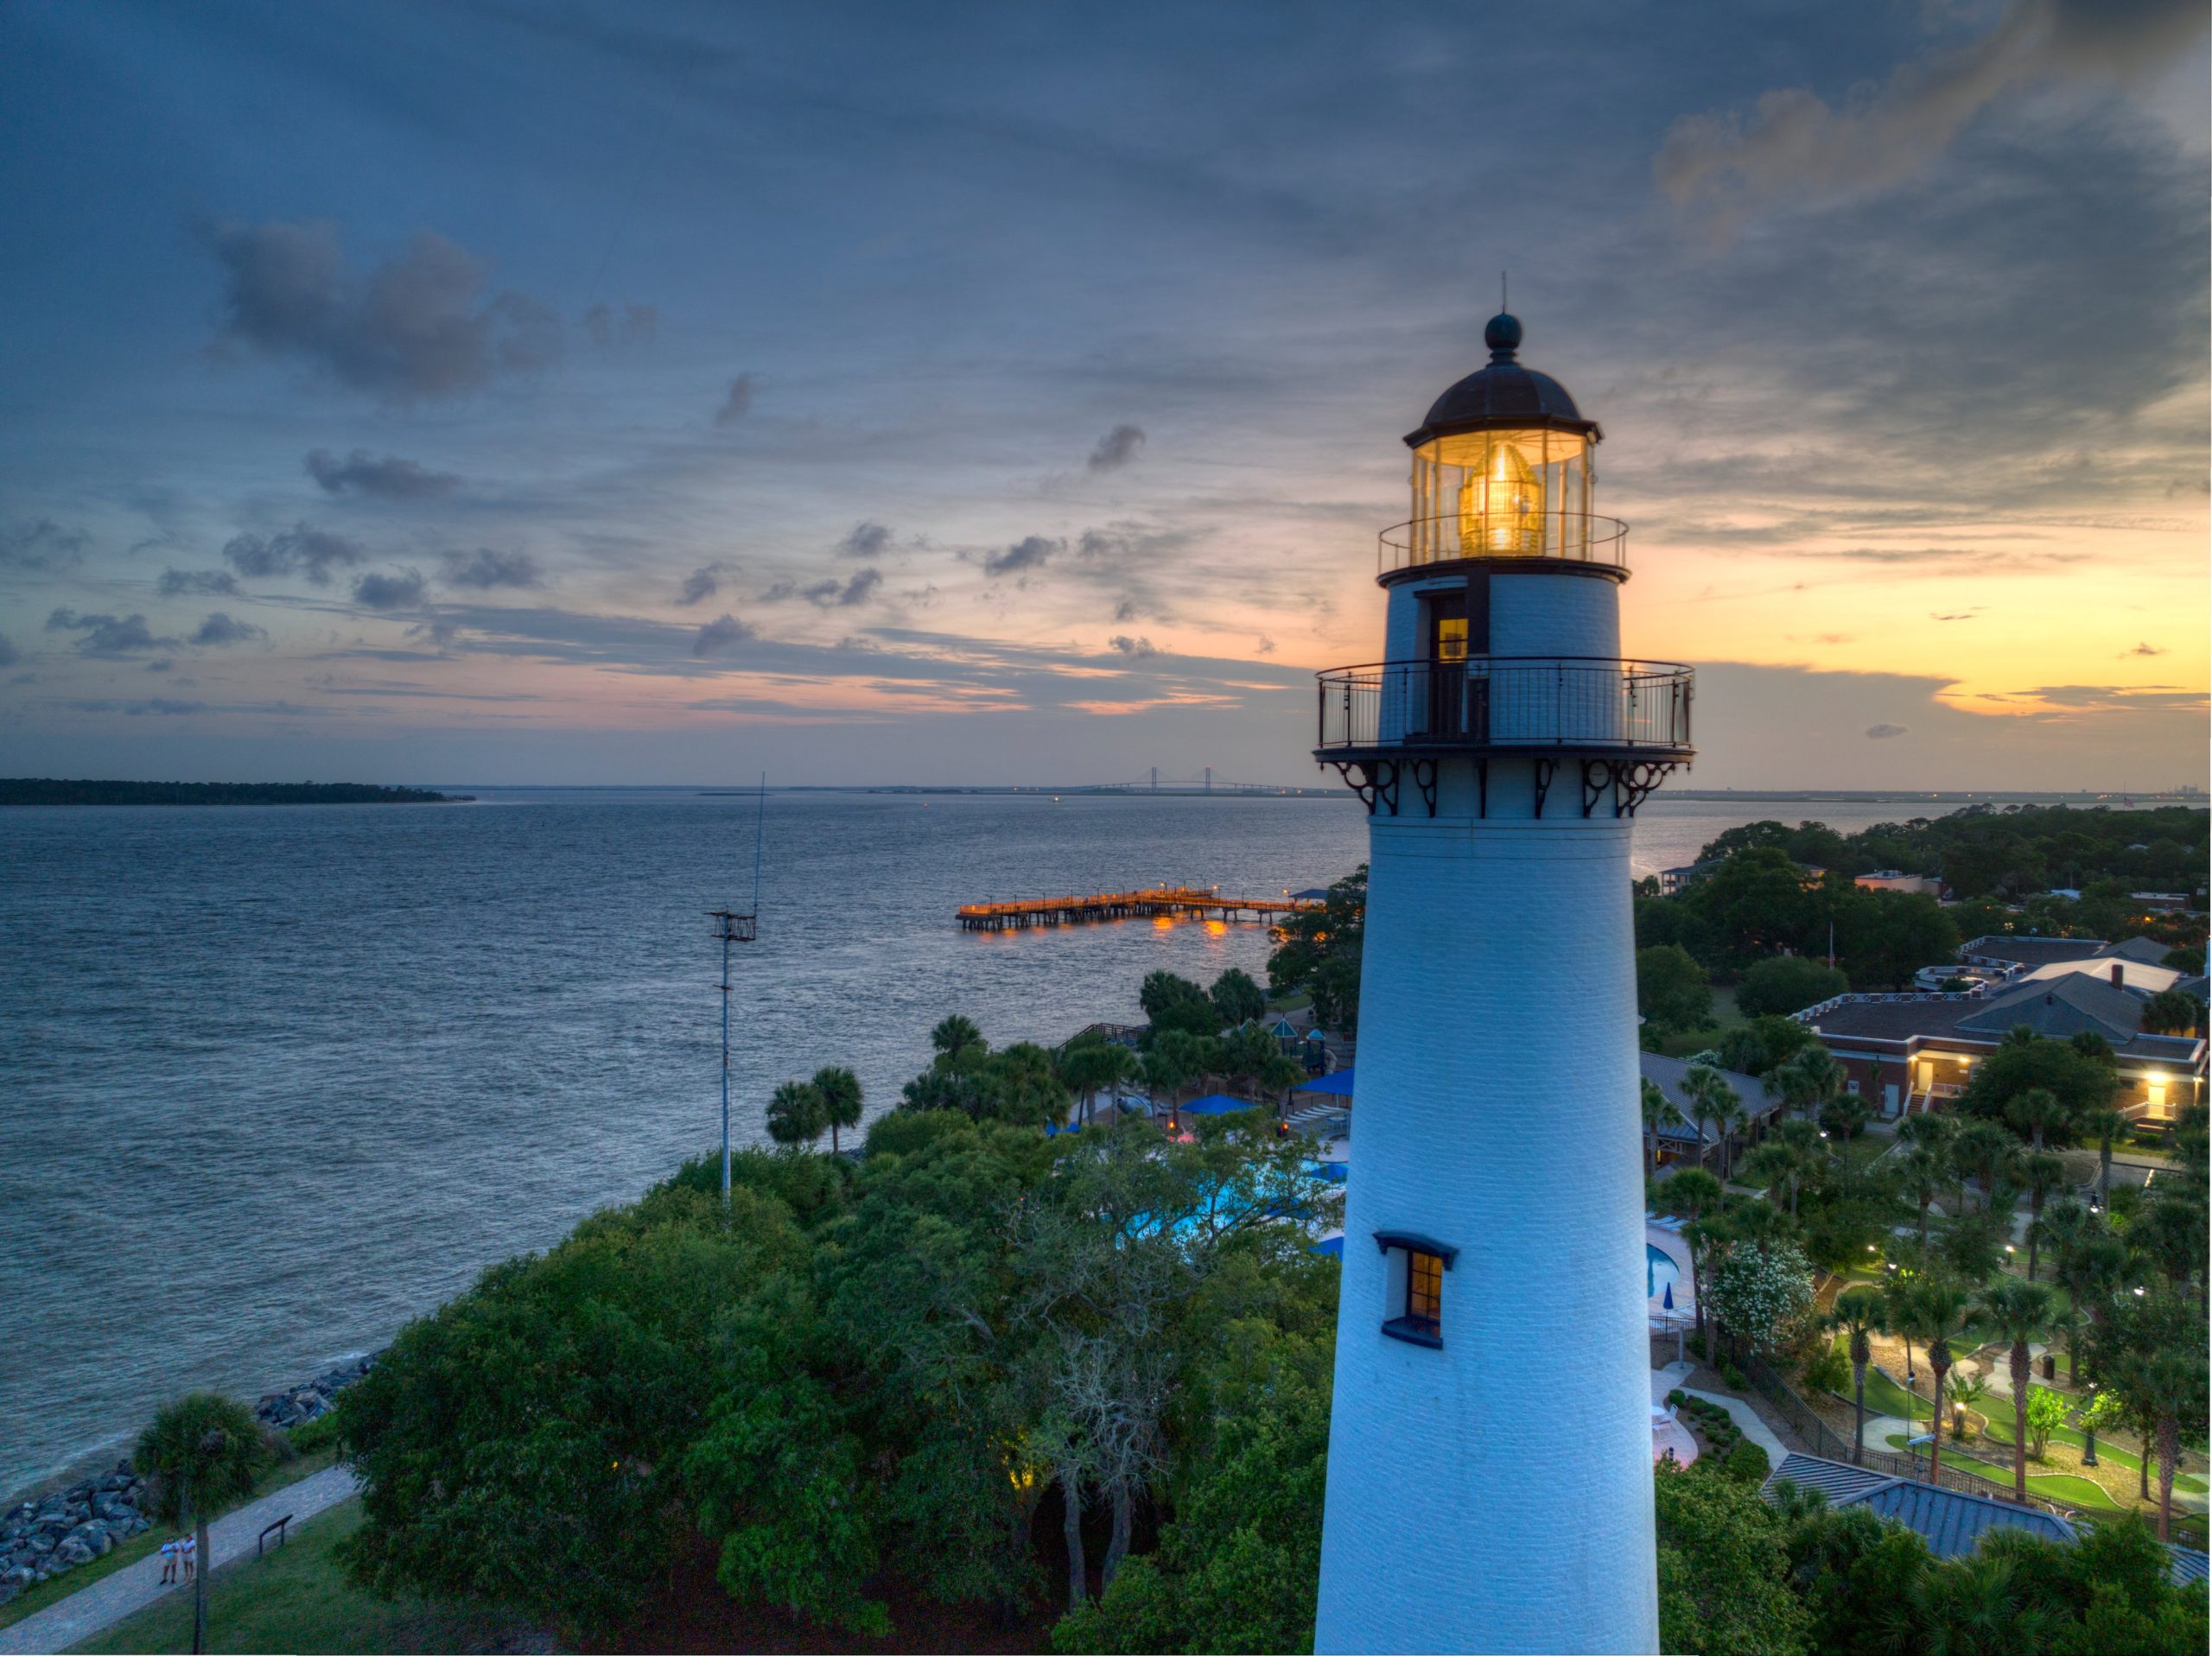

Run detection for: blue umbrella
[[1662, 1281, 1675, 1310]]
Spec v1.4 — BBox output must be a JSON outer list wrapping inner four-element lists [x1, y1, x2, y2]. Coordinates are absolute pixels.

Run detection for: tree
[[1207, 968, 1266, 1029], [1641, 1077, 1677, 1173], [1659, 1169, 1725, 1336], [1266, 865, 1366, 1037], [1637, 944, 1713, 1035], [1897, 1278, 1974, 1481], [1956, 1031, 2114, 1139], [1825, 1286, 1885, 1464], [1140, 971, 1220, 1037], [931, 1014, 986, 1060], [1974, 1278, 2054, 1503], [1681, 1061, 1738, 1177], [1816, 1089, 1871, 1143], [2096, 1290, 2210, 1543], [1736, 955, 1849, 1018], [136, 1393, 270, 1655], [1743, 1120, 1822, 1218], [768, 1079, 830, 1147], [2004, 1085, 2071, 1152], [2139, 988, 2205, 1035], [811, 1065, 864, 1155], [1837, 891, 1959, 990], [1715, 1015, 1817, 1080], [2021, 1385, 2069, 1462], [1897, 1147, 1947, 1248], [1770, 1045, 1844, 1120], [2077, 1100, 2126, 1209], [1653, 1461, 1810, 1656], [2018, 1151, 2064, 1279], [1704, 1240, 1816, 1359], [1059, 1036, 1135, 1130], [1948, 1119, 2017, 1213]]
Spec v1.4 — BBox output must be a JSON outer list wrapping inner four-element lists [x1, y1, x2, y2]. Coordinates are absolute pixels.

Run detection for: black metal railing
[[1315, 657, 1693, 756], [1378, 511, 1629, 577]]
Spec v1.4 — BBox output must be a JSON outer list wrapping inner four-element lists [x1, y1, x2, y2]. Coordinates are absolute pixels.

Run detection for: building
[[1311, 312, 1688, 1653], [1640, 1052, 1781, 1169], [1795, 971, 2207, 1123], [1762, 1452, 2209, 1586], [1854, 869, 1942, 895]]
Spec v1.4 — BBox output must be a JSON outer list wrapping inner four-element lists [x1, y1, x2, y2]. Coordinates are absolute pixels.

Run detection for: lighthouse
[[1312, 313, 1691, 1654]]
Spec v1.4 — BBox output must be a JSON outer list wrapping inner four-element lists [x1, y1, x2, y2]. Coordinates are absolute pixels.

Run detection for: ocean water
[[0, 787, 1940, 1494]]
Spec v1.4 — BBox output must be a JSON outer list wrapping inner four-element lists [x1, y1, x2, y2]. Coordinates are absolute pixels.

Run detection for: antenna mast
[[709, 773, 766, 1204]]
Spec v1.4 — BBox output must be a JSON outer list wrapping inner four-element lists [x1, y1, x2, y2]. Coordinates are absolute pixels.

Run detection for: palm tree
[[1826, 1285, 1886, 1465], [2017, 1152, 2063, 1279], [1880, 1271, 1923, 1393], [2031, 1196, 2095, 1380], [137, 1393, 270, 1655], [1974, 1278, 2054, 1503], [766, 1078, 829, 1147], [810, 1065, 863, 1154], [1898, 1146, 1947, 1247], [931, 1014, 985, 1060], [1659, 1167, 1725, 1339], [2107, 1336, 2204, 1542], [2005, 1086, 2069, 1152], [1640, 1077, 1674, 1174], [1742, 1119, 1822, 1217], [1681, 1063, 1734, 1178], [1949, 1120, 2015, 1214], [1777, 1047, 1847, 1122], [2076, 1100, 2125, 1209], [1141, 1041, 1192, 1130], [1899, 1278, 1975, 1482], [1713, 1091, 1751, 1183]]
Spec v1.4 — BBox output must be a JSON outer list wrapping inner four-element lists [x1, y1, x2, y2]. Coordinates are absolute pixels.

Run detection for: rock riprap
[[251, 1355, 374, 1429], [0, 1468, 149, 1603]]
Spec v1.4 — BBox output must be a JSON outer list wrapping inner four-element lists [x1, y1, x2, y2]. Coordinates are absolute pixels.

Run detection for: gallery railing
[[1315, 657, 1693, 757], [1377, 511, 1629, 577]]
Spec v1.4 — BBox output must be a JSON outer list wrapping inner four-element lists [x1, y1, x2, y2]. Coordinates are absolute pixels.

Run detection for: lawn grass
[[1709, 987, 1748, 1031], [0, 1450, 337, 1634], [70, 1500, 537, 1655], [1873, 1443, 2127, 1513]]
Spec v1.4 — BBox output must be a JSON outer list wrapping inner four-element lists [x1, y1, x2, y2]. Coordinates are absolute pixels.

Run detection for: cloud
[[1086, 423, 1147, 473], [2017, 683, 2209, 711], [1655, 0, 2209, 231], [1113, 599, 1140, 624], [677, 562, 737, 606], [983, 535, 1058, 577], [305, 448, 462, 498], [192, 612, 266, 647], [46, 609, 171, 654], [223, 523, 366, 585], [692, 613, 755, 657], [1930, 611, 1980, 622], [582, 302, 657, 346], [715, 372, 758, 426], [0, 635, 16, 668], [200, 219, 561, 402], [353, 568, 429, 609], [837, 520, 892, 560], [1865, 722, 1910, 739], [2120, 642, 2166, 657], [0, 519, 88, 571], [1255, 635, 1276, 655], [760, 568, 883, 608], [439, 547, 542, 589], [157, 568, 241, 598], [1108, 634, 1157, 657]]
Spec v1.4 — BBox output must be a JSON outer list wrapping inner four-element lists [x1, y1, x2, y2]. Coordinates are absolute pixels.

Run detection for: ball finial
[[1484, 312, 1522, 359]]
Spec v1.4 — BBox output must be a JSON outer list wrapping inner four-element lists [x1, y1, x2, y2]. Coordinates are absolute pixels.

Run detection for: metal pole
[[720, 924, 731, 1203]]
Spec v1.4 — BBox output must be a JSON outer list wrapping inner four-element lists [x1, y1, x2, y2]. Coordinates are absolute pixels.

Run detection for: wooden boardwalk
[[957, 885, 1323, 932]]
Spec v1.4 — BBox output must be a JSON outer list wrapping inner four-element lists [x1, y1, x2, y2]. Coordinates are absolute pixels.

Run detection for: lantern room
[[1389, 313, 1614, 572]]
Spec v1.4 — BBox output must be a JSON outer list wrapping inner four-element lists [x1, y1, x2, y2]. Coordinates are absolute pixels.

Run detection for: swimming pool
[[1646, 1242, 1681, 1300]]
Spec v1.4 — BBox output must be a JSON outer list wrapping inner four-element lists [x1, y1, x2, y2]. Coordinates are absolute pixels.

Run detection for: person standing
[[180, 1533, 195, 1585], [159, 1539, 178, 1585]]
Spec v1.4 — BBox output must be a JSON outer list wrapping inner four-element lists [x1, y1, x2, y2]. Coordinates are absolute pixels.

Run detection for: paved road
[[0, 1466, 359, 1654]]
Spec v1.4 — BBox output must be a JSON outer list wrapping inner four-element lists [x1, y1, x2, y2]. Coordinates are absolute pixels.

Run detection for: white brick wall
[[1314, 793, 1660, 1654]]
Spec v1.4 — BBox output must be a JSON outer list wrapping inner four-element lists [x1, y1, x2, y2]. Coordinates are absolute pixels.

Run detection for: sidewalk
[[0, 1466, 359, 1654]]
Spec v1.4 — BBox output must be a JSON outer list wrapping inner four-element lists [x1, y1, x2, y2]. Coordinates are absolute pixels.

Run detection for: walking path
[[0, 1466, 359, 1655], [1651, 1360, 1789, 1466]]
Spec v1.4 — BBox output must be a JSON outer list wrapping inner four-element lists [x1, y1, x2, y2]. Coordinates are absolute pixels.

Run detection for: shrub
[[288, 1409, 341, 1456], [1801, 1340, 1850, 1396], [1721, 1440, 1770, 1483], [1719, 1361, 1746, 1388]]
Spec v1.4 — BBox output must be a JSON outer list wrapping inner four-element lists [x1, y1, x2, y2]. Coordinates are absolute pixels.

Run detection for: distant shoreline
[[0, 780, 468, 807]]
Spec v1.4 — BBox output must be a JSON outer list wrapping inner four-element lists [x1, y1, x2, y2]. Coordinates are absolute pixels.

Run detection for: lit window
[[1375, 1231, 1456, 1348]]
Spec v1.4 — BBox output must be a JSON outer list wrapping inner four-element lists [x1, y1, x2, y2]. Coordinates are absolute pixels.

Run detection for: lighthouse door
[[1422, 594, 1468, 739]]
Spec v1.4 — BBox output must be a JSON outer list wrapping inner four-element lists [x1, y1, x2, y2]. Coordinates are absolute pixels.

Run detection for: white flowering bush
[[1704, 1241, 1816, 1357]]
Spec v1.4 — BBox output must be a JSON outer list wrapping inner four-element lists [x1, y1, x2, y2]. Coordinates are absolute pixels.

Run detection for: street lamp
[[2082, 1384, 2100, 1469]]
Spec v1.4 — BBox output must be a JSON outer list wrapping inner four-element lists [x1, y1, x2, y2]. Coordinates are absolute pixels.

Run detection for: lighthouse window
[[1407, 1250, 1443, 1327], [1374, 1231, 1454, 1348]]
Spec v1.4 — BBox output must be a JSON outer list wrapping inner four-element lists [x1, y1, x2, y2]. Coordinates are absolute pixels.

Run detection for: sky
[[0, 0, 2205, 790]]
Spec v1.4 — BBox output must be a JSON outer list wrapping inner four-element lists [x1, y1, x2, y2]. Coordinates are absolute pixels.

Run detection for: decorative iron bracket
[[1325, 758, 1402, 816], [1532, 757, 1556, 819], [1474, 758, 1489, 820], [1410, 758, 1439, 818], [1580, 758, 1612, 819]]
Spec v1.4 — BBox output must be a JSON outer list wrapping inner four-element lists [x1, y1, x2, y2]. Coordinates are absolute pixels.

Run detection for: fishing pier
[[957, 885, 1325, 932]]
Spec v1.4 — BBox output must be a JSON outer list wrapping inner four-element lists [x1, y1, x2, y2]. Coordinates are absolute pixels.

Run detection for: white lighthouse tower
[[1312, 313, 1691, 1655]]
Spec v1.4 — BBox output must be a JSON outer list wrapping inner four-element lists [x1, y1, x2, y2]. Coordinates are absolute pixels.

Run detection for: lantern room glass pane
[[1408, 428, 1593, 566]]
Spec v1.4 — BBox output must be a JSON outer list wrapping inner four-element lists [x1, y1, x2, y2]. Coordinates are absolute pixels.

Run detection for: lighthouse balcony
[[1378, 511, 1628, 580], [1315, 657, 1694, 762]]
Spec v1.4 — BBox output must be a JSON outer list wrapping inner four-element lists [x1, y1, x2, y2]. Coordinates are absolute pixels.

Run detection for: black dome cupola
[[1403, 313, 1600, 449]]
